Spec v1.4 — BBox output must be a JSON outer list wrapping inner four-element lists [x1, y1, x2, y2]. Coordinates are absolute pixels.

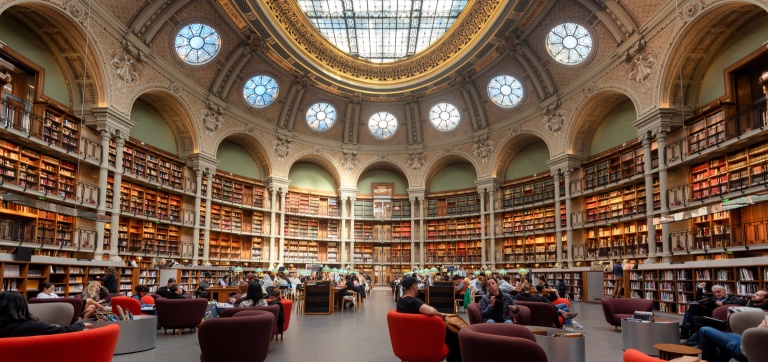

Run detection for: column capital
[[266, 176, 291, 193], [475, 177, 500, 193], [85, 107, 135, 136], [407, 187, 426, 201], [184, 153, 220, 176], [338, 187, 358, 200], [632, 107, 682, 140], [548, 154, 584, 175]]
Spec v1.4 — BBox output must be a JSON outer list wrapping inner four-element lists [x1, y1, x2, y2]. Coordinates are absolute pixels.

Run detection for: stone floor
[[112, 289, 685, 362]]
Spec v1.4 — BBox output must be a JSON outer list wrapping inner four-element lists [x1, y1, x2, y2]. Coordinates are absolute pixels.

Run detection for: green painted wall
[[505, 140, 551, 181], [357, 169, 409, 195], [216, 140, 261, 180], [700, 16, 768, 105], [129, 100, 178, 154], [0, 17, 68, 105], [288, 163, 336, 192], [429, 163, 477, 192], [590, 100, 637, 155]]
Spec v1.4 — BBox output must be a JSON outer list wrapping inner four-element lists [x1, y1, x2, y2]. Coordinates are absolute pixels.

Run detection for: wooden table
[[208, 286, 238, 303], [654, 344, 701, 361]]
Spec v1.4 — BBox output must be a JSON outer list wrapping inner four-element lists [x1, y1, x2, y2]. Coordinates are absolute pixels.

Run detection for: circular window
[[174, 24, 221, 64], [306, 103, 337, 131], [368, 112, 398, 139], [546, 23, 593, 65], [243, 75, 278, 107], [488, 75, 524, 108], [429, 103, 460, 131]]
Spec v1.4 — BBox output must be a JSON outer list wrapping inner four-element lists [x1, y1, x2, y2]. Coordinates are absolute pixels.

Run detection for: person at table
[[396, 277, 462, 362], [700, 318, 766, 362], [536, 275, 558, 302], [685, 289, 767, 346], [130, 284, 157, 318], [514, 282, 578, 329], [81, 281, 109, 320], [261, 274, 274, 289], [480, 277, 518, 323], [228, 283, 249, 304], [0, 291, 93, 338], [219, 275, 231, 287], [166, 284, 187, 300], [681, 284, 747, 339], [196, 275, 212, 299], [97, 266, 119, 294], [36, 282, 60, 299], [612, 260, 625, 298], [236, 282, 268, 307], [244, 273, 257, 283]]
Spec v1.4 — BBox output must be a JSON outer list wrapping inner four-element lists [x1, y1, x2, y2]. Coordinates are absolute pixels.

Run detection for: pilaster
[[408, 187, 426, 266]]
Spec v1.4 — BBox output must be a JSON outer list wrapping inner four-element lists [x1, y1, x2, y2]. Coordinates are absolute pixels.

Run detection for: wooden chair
[[342, 291, 358, 313], [294, 289, 305, 314]]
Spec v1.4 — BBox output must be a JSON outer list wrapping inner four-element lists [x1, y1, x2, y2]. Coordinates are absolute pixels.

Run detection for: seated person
[[681, 283, 747, 339], [397, 276, 461, 362], [219, 275, 231, 287], [686, 289, 767, 346], [480, 277, 518, 323], [157, 278, 186, 298], [699, 319, 767, 362], [453, 275, 467, 301], [0, 292, 92, 338], [268, 290, 281, 302], [130, 285, 157, 318], [498, 275, 516, 295], [166, 284, 187, 299], [236, 282, 268, 307], [228, 283, 249, 304], [514, 282, 578, 329], [537, 276, 559, 302], [81, 281, 108, 320], [196, 275, 212, 299], [36, 282, 59, 299]]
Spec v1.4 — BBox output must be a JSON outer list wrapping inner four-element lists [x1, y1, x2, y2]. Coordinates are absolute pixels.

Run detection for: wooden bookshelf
[[113, 138, 184, 188], [425, 216, 482, 241], [582, 140, 657, 190], [501, 174, 564, 208], [502, 204, 561, 235], [426, 240, 482, 264], [0, 261, 134, 299], [42, 109, 81, 153], [501, 233, 564, 263], [0, 201, 81, 248], [104, 216, 181, 256], [688, 141, 768, 201], [584, 221, 661, 259], [284, 189, 339, 217], [0, 138, 78, 199], [108, 177, 184, 221], [425, 190, 479, 217]]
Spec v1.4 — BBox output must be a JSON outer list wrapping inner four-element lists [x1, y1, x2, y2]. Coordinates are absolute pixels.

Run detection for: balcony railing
[[425, 205, 480, 218], [79, 137, 103, 164], [668, 218, 768, 253], [77, 181, 99, 206], [570, 206, 648, 228], [667, 157, 768, 209]]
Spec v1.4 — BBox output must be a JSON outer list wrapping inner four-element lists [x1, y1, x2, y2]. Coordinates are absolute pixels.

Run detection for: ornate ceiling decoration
[[219, 0, 530, 95]]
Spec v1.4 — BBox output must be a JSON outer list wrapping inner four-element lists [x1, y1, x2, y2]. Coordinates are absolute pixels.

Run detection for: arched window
[[243, 75, 278, 107], [429, 103, 460, 131], [546, 23, 593, 65], [368, 112, 398, 139], [306, 103, 337, 131], [175, 24, 221, 64], [488, 75, 524, 108]]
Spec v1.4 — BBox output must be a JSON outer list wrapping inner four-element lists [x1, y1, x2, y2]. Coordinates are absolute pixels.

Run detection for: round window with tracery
[[429, 103, 460, 131], [243, 75, 278, 107], [546, 23, 593, 65], [306, 103, 337, 131], [488, 75, 523, 108], [368, 112, 398, 139], [174, 24, 221, 64]]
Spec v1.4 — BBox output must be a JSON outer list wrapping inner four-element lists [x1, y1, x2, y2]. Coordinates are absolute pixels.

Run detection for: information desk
[[304, 282, 333, 314], [92, 315, 157, 355], [208, 286, 238, 303], [426, 284, 455, 314]]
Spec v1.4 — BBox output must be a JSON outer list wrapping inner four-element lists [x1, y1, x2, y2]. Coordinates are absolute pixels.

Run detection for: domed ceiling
[[219, 0, 534, 97]]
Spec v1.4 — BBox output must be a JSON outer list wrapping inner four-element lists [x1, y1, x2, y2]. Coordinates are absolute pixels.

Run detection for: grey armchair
[[729, 311, 768, 335], [742, 327, 768, 362], [28, 302, 74, 326]]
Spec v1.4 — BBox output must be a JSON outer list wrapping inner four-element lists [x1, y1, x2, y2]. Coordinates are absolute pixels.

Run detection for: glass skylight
[[368, 112, 398, 138], [243, 75, 278, 107], [296, 0, 469, 63], [429, 103, 460, 131], [306, 102, 337, 130], [488, 75, 523, 108], [546, 23, 593, 65], [175, 24, 221, 64]]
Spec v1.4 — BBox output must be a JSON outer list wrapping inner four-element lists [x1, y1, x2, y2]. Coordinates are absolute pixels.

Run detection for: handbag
[[439, 313, 469, 334]]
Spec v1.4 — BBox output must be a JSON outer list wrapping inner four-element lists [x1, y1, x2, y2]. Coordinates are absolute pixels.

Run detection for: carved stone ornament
[[473, 137, 494, 163], [313, 146, 322, 153], [340, 154, 359, 171], [627, 50, 657, 86], [273, 139, 292, 162], [378, 153, 387, 160], [201, 109, 222, 137], [443, 146, 453, 154], [583, 82, 596, 97], [406, 151, 425, 170], [510, 124, 520, 134], [246, 125, 256, 134], [111, 50, 140, 92], [543, 109, 566, 138], [684, 0, 701, 19], [171, 82, 182, 95], [68, 1, 84, 18]]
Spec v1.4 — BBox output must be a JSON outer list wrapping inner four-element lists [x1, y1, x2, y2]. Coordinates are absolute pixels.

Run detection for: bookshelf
[[108, 178, 184, 221], [501, 204, 561, 235], [104, 216, 181, 256], [116, 138, 184, 188], [0, 138, 78, 199], [426, 240, 482, 264], [500, 174, 564, 208], [501, 234, 564, 263], [582, 140, 657, 190], [425, 191, 479, 217], [584, 221, 661, 259], [0, 261, 135, 298], [0, 201, 83, 248], [688, 110, 725, 154], [688, 141, 768, 201], [284, 189, 339, 216], [42, 110, 81, 153], [425, 216, 482, 240]]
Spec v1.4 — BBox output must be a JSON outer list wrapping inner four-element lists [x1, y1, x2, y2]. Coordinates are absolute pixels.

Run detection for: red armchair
[[111, 296, 146, 316], [142, 295, 155, 305], [623, 349, 665, 362], [277, 299, 292, 339], [515, 301, 558, 327], [601, 298, 653, 330], [459, 324, 547, 362], [467, 302, 531, 325], [156, 298, 208, 335], [199, 312, 274, 362], [387, 310, 449, 362], [0, 324, 120, 362], [553, 298, 571, 325], [28, 297, 83, 325]]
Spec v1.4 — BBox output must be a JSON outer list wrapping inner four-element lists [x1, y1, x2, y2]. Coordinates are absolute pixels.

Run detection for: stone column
[[489, 188, 497, 267], [94, 130, 111, 260], [643, 134, 657, 260], [108, 132, 127, 260], [350, 197, 356, 267], [203, 172, 213, 262], [480, 190, 486, 265], [341, 197, 347, 265], [192, 168, 203, 264], [565, 170, 573, 265], [269, 188, 277, 264], [279, 190, 287, 265], [554, 172, 563, 264], [658, 131, 671, 262], [419, 198, 425, 265], [410, 198, 416, 267]]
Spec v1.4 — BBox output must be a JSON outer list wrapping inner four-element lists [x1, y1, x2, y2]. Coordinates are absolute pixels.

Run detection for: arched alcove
[[506, 139, 551, 181], [589, 99, 637, 155], [288, 162, 337, 193], [357, 166, 409, 195], [569, 91, 637, 156], [428, 162, 478, 193], [129, 99, 178, 154], [216, 140, 261, 180]]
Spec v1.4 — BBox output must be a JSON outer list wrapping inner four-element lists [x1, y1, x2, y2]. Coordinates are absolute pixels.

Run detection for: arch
[[566, 89, 639, 156], [0, 0, 109, 108], [126, 88, 199, 155], [354, 161, 412, 194], [491, 131, 552, 179], [129, 99, 178, 154], [212, 132, 272, 180], [284, 153, 344, 192], [422, 153, 481, 193], [657, 1, 768, 108]]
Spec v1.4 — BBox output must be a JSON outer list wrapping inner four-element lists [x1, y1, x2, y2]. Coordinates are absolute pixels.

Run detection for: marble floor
[[113, 288, 684, 362]]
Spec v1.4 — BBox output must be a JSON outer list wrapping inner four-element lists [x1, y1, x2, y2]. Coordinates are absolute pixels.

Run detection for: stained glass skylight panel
[[297, 0, 469, 62]]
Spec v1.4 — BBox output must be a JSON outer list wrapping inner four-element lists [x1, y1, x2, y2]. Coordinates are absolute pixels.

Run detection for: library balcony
[[668, 217, 768, 254]]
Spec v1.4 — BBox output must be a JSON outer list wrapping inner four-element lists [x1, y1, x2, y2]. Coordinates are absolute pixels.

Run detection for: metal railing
[[667, 157, 768, 209], [570, 206, 648, 228], [79, 137, 103, 164], [669, 218, 768, 253], [77, 181, 99, 206], [424, 206, 480, 218]]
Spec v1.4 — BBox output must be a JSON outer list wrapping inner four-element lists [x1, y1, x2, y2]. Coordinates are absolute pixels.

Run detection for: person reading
[[396, 276, 462, 362], [196, 275, 212, 299], [681, 284, 746, 339], [479, 277, 518, 323], [685, 289, 767, 346], [36, 282, 59, 299]]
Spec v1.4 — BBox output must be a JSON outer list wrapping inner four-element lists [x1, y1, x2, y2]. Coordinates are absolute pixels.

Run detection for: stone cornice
[[631, 107, 683, 138], [407, 187, 427, 201], [475, 177, 501, 192], [184, 153, 220, 175], [338, 187, 358, 200], [265, 176, 291, 192], [84, 107, 136, 136], [548, 154, 586, 174]]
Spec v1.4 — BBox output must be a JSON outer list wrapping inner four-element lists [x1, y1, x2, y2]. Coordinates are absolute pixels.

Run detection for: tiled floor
[[113, 289, 684, 362]]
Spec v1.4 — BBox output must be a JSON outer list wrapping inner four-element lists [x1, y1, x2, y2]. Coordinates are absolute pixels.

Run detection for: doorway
[[374, 265, 390, 286]]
